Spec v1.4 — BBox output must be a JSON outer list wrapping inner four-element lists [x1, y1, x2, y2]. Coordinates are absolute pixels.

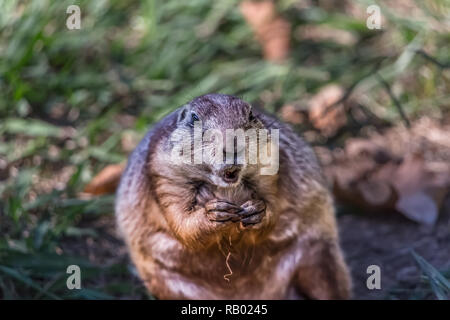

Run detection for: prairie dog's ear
[[177, 106, 189, 123], [247, 104, 254, 121], [177, 105, 200, 127]]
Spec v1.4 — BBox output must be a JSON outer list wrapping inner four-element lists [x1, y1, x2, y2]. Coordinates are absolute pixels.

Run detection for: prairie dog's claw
[[205, 200, 241, 222], [239, 200, 266, 227]]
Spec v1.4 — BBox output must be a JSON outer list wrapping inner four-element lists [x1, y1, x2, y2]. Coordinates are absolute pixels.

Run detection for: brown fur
[[115, 94, 351, 299]]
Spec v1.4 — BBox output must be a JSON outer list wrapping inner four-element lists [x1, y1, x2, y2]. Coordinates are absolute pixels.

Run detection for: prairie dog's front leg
[[162, 185, 242, 249], [196, 184, 266, 227], [294, 239, 352, 300]]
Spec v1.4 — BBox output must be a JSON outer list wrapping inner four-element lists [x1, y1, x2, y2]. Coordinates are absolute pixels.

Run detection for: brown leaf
[[357, 180, 395, 207], [295, 25, 357, 46], [331, 164, 397, 211], [240, 1, 290, 62], [280, 104, 304, 124], [391, 155, 427, 195], [240, 0, 276, 32], [84, 163, 125, 195], [345, 138, 381, 159], [308, 84, 346, 137], [324, 120, 450, 225], [389, 155, 444, 225]]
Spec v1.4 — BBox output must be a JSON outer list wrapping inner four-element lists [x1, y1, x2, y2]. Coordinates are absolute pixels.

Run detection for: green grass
[[411, 251, 450, 300], [0, 0, 449, 299]]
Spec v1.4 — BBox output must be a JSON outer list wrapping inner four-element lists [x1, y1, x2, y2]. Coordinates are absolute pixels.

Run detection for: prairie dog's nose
[[220, 165, 242, 183]]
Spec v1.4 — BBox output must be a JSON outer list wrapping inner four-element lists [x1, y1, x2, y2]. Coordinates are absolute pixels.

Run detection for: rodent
[[115, 93, 351, 299]]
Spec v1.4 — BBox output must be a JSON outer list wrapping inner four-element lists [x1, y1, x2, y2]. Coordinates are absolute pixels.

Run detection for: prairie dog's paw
[[239, 199, 266, 227], [195, 183, 216, 206], [205, 199, 241, 223]]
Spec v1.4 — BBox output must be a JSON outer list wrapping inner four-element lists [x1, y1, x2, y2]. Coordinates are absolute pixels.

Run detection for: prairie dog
[[115, 93, 351, 299]]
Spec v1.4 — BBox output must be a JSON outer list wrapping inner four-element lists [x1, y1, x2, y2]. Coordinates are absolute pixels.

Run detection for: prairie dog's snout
[[217, 138, 246, 185]]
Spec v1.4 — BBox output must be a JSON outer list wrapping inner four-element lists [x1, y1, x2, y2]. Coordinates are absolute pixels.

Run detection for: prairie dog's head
[[168, 93, 274, 188]]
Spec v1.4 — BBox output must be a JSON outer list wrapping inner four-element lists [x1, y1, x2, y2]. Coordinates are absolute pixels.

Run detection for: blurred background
[[0, 0, 449, 299]]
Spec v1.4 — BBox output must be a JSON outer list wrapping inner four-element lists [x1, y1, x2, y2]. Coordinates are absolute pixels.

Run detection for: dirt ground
[[78, 193, 450, 300], [339, 194, 450, 299], [67, 188, 450, 300]]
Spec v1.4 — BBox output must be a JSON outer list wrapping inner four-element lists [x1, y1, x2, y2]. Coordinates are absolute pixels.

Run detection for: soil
[[339, 193, 450, 299], [77, 194, 450, 300]]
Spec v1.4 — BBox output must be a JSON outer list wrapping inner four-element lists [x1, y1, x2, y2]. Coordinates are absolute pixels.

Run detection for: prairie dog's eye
[[190, 112, 200, 125]]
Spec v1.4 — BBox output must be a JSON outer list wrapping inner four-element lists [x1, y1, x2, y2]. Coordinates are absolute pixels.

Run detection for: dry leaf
[[308, 84, 346, 137], [295, 25, 357, 46], [240, 0, 290, 62], [280, 104, 304, 124], [84, 163, 126, 195], [357, 180, 394, 207], [323, 119, 450, 225]]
